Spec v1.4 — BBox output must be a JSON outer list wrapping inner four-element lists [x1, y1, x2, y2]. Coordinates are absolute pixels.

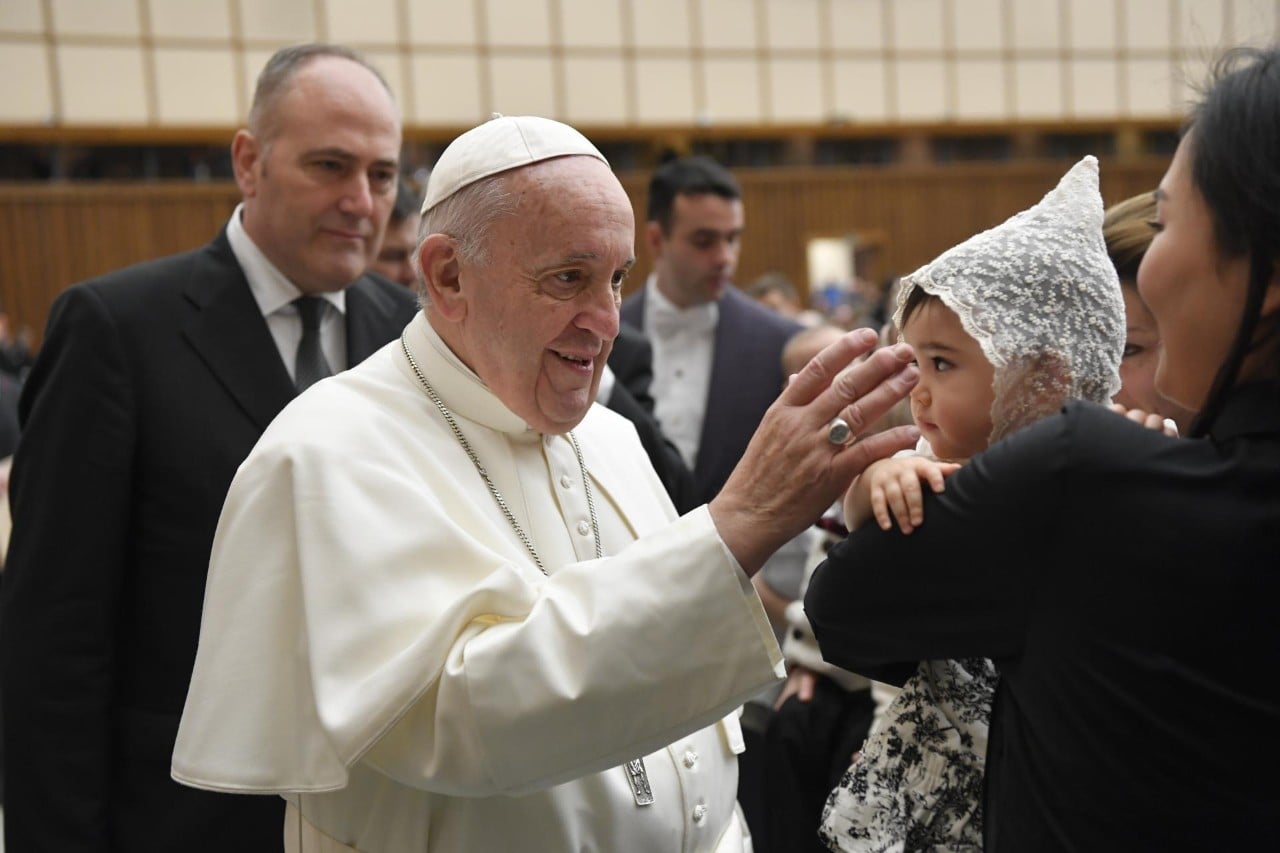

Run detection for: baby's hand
[[867, 457, 961, 534], [1107, 403, 1178, 437]]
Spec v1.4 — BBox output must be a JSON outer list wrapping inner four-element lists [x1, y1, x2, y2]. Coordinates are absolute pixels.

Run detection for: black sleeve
[[1, 284, 136, 851], [805, 411, 1076, 678]]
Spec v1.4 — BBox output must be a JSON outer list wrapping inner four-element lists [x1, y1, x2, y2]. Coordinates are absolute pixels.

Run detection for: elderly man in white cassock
[[171, 115, 920, 852]]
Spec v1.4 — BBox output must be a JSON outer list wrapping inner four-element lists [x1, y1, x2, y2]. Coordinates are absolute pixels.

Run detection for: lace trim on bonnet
[[891, 155, 1126, 444]]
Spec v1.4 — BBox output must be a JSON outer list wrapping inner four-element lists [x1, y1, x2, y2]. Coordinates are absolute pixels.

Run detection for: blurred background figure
[[0, 310, 32, 384], [749, 272, 825, 327], [369, 180, 423, 289], [1102, 191, 1195, 431], [0, 304, 31, 468]]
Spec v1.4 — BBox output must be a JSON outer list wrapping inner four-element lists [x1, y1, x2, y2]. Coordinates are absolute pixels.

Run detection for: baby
[[820, 156, 1126, 852]]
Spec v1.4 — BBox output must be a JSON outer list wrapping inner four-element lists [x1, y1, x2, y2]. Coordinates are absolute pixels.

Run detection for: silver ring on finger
[[827, 417, 855, 447]]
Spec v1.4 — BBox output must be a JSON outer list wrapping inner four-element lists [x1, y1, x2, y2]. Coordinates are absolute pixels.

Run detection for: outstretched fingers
[[708, 332, 917, 575]]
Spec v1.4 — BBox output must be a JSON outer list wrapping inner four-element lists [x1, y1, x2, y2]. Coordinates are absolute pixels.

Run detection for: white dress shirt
[[644, 277, 718, 468], [226, 204, 347, 380], [173, 313, 784, 852]]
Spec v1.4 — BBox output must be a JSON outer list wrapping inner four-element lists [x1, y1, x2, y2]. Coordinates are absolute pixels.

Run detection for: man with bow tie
[[621, 157, 803, 508]]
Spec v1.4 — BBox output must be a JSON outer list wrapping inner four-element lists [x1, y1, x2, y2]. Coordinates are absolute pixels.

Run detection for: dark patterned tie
[[294, 296, 332, 392]]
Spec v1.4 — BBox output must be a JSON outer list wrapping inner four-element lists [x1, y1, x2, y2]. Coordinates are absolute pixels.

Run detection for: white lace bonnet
[[891, 155, 1125, 443]]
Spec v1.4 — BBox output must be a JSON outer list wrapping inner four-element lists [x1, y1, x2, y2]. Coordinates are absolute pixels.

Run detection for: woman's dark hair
[[1185, 46, 1280, 436]]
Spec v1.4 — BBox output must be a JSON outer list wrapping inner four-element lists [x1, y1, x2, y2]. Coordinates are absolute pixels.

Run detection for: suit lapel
[[180, 233, 296, 432], [695, 289, 741, 484]]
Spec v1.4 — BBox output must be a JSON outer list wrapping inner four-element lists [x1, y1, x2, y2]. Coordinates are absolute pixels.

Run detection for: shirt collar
[[226, 204, 347, 318]]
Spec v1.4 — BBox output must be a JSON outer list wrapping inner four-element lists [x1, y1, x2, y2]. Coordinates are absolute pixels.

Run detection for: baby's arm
[[844, 456, 961, 535]]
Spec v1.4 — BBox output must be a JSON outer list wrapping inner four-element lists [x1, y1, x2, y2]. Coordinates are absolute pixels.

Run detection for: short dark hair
[[390, 180, 421, 225], [248, 43, 392, 143], [646, 156, 741, 233], [1183, 46, 1280, 435]]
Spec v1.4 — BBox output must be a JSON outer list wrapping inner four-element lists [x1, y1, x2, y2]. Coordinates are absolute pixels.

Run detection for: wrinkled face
[[902, 298, 996, 461], [449, 157, 636, 434], [1138, 134, 1250, 412], [235, 57, 401, 294], [371, 215, 419, 288], [648, 192, 744, 308]]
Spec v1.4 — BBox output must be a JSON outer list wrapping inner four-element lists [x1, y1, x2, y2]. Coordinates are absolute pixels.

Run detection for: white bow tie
[[649, 302, 717, 338]]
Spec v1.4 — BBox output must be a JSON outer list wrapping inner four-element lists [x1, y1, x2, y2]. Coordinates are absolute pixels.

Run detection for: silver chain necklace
[[399, 332, 654, 806]]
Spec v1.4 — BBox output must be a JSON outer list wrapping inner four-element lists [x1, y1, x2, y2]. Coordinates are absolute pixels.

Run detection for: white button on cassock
[[692, 803, 708, 823], [559, 474, 572, 489], [682, 749, 698, 769], [576, 520, 591, 536]]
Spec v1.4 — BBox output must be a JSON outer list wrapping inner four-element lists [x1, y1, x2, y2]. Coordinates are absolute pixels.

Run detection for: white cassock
[[173, 312, 785, 852]]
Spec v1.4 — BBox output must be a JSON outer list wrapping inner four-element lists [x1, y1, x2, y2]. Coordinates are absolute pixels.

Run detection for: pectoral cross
[[625, 758, 654, 806]]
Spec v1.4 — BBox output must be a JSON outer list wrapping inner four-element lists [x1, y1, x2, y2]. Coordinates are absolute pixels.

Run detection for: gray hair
[[411, 173, 519, 303], [248, 43, 392, 144]]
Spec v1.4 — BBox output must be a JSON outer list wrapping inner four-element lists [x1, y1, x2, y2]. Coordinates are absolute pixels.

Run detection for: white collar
[[226, 204, 347, 318], [408, 313, 537, 438]]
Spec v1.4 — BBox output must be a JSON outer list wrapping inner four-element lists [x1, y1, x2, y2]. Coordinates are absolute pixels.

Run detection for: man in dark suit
[[620, 156, 802, 507], [0, 44, 418, 852]]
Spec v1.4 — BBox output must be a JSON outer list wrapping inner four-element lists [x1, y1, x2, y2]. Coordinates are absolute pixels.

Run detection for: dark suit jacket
[[621, 285, 802, 506], [606, 323, 698, 513], [0, 231, 418, 853]]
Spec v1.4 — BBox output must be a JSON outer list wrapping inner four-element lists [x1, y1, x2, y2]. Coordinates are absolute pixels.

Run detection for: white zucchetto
[[422, 114, 609, 214], [892, 155, 1126, 443]]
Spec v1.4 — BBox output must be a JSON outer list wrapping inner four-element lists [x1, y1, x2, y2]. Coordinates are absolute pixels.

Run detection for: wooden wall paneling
[[0, 183, 240, 346], [2, 161, 1169, 351]]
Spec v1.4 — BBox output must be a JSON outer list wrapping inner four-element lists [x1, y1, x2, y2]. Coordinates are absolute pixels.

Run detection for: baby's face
[[902, 300, 995, 461]]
